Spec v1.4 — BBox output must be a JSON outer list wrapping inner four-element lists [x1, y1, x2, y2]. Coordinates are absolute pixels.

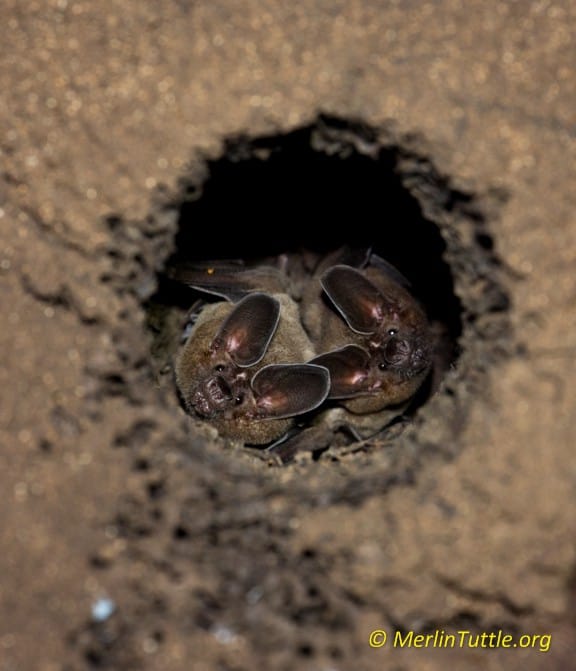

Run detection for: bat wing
[[171, 263, 289, 302]]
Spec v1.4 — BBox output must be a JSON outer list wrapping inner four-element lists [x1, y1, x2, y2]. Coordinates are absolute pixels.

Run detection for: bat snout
[[190, 375, 236, 418], [207, 376, 232, 403], [383, 337, 411, 366], [379, 332, 432, 379]]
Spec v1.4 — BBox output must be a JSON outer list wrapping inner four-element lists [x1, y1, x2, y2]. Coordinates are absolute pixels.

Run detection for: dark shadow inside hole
[[169, 122, 461, 340], [148, 118, 463, 419]]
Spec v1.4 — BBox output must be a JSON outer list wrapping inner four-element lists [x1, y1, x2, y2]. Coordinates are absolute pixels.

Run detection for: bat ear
[[214, 293, 280, 367], [310, 345, 371, 399], [367, 253, 412, 289], [251, 364, 330, 419], [321, 265, 388, 334]]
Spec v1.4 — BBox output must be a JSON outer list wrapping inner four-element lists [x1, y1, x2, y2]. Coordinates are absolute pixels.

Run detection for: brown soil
[[1, 2, 575, 670]]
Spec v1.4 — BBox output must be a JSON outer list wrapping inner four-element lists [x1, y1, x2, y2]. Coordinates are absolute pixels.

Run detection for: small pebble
[[91, 597, 116, 622]]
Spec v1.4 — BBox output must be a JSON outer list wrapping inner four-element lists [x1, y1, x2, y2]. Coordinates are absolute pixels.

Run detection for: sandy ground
[[1, 1, 576, 669]]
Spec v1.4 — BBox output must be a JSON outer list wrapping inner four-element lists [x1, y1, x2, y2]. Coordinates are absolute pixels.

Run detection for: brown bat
[[174, 291, 330, 446], [256, 256, 435, 462], [307, 257, 434, 418], [171, 249, 433, 459]]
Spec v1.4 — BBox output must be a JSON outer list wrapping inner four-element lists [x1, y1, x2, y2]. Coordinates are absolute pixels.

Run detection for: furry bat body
[[175, 292, 330, 445], [173, 248, 433, 457], [307, 260, 433, 415], [281, 251, 435, 454]]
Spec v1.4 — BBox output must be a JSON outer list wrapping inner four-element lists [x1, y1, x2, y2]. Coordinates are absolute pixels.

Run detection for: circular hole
[[144, 115, 509, 463]]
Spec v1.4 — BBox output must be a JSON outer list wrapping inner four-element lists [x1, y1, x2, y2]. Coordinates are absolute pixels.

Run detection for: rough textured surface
[[1, 1, 575, 669]]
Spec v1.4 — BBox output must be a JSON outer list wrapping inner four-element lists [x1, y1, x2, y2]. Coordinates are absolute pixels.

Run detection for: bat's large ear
[[251, 364, 330, 419], [368, 253, 412, 289], [311, 345, 371, 399], [172, 263, 288, 302], [326, 245, 373, 269], [213, 293, 280, 367], [321, 265, 389, 334]]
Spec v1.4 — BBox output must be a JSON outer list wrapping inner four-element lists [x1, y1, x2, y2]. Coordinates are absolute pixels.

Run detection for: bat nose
[[190, 376, 234, 418], [208, 376, 232, 402], [383, 337, 411, 365]]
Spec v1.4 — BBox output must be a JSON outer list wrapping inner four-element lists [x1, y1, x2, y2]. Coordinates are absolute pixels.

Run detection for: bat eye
[[234, 394, 244, 405], [378, 362, 388, 371], [214, 364, 225, 372], [387, 328, 398, 336]]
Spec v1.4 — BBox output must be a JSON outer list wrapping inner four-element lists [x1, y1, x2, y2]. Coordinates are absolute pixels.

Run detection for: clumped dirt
[[2, 2, 576, 671]]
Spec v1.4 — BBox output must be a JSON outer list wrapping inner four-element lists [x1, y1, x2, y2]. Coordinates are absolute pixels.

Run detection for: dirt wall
[[1, 2, 575, 670]]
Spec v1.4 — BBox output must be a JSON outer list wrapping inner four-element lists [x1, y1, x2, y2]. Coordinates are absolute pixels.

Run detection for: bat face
[[175, 292, 330, 445], [310, 262, 434, 415]]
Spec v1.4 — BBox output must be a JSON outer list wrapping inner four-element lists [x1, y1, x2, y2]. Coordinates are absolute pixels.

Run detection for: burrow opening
[[145, 115, 509, 460]]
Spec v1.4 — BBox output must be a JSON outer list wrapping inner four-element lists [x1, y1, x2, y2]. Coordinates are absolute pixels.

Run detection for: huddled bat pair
[[173, 249, 434, 456], [174, 291, 329, 445]]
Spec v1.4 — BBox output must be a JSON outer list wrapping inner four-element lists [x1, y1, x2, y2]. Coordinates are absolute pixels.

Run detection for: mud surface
[[2, 2, 576, 670]]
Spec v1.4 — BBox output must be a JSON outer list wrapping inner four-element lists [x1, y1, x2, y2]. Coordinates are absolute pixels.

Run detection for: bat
[[174, 291, 330, 445], [171, 248, 433, 459], [307, 256, 434, 418], [258, 255, 435, 462]]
